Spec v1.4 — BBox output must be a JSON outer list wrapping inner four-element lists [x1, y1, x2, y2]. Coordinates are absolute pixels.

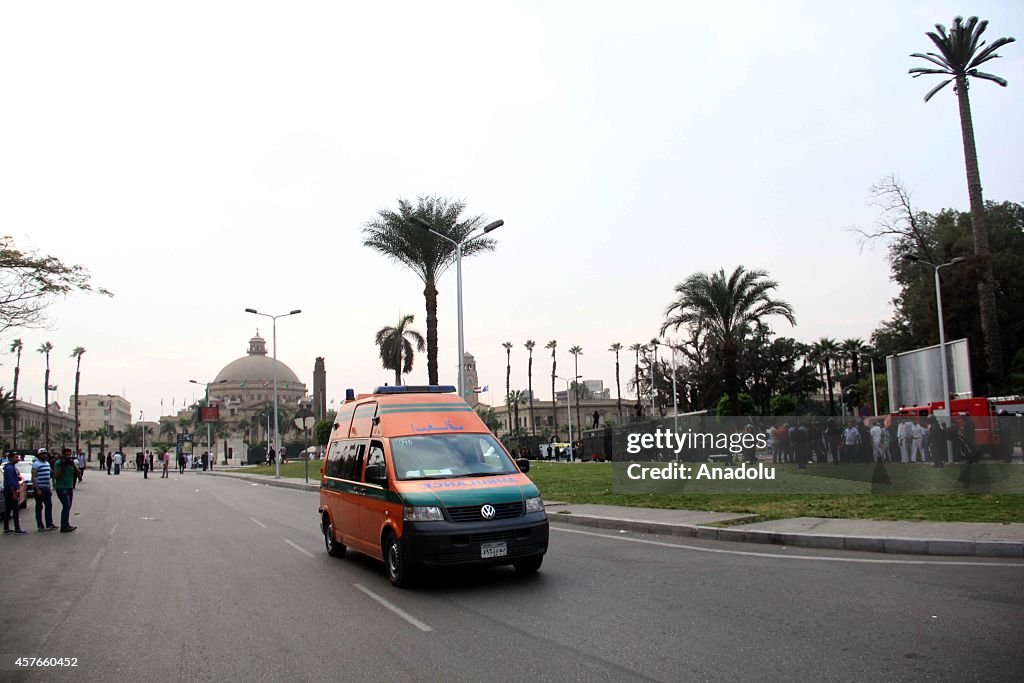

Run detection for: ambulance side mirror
[[516, 458, 530, 473]]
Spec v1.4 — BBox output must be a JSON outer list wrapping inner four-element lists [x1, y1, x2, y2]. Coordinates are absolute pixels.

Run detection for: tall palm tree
[[37, 341, 53, 448], [502, 342, 513, 432], [910, 16, 1015, 386], [609, 343, 623, 423], [629, 343, 643, 415], [81, 429, 96, 462], [524, 340, 536, 436], [569, 346, 583, 436], [70, 346, 86, 453], [507, 390, 525, 436], [362, 196, 497, 385], [159, 421, 177, 442], [9, 339, 22, 449], [840, 338, 867, 382], [813, 338, 841, 416], [662, 267, 795, 416], [375, 314, 425, 386], [545, 340, 558, 439]]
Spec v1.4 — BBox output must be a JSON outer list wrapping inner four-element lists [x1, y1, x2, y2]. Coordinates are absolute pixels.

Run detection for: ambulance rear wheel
[[323, 515, 345, 558], [513, 556, 543, 574], [384, 531, 416, 588]]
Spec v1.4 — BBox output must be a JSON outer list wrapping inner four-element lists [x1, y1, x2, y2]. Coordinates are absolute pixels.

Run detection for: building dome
[[213, 333, 301, 385]]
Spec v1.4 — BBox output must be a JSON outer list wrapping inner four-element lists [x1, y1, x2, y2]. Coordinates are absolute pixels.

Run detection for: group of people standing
[[2, 447, 82, 535]]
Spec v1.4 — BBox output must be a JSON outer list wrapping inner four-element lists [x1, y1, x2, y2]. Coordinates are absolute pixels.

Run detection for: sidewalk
[[203, 470, 1024, 558]]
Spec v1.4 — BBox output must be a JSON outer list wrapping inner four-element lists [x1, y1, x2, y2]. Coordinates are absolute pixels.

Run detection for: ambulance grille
[[446, 502, 523, 522]]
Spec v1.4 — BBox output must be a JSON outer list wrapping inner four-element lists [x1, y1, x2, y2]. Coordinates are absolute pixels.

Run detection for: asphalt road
[[2, 469, 1022, 682]]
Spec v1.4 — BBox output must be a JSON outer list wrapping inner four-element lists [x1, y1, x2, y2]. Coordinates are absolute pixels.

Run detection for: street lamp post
[[556, 375, 581, 461], [140, 410, 145, 466], [245, 308, 302, 478], [294, 402, 315, 484], [412, 215, 503, 400], [903, 255, 966, 466]]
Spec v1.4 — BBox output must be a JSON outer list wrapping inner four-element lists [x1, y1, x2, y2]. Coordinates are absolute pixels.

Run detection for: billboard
[[198, 406, 220, 423], [886, 338, 972, 410]]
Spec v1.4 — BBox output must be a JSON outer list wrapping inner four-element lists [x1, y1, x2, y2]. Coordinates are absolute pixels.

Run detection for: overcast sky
[[2, 1, 1021, 421]]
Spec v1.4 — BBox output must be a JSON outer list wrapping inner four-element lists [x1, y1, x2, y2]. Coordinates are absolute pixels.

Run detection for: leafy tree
[[910, 16, 1016, 383], [159, 421, 177, 441], [70, 346, 85, 452], [9, 339, 22, 449], [314, 419, 333, 447], [0, 236, 112, 335], [545, 340, 558, 439], [662, 266, 795, 416], [523, 340, 536, 436], [609, 343, 623, 423], [507, 389, 525, 436], [0, 389, 13, 446], [362, 196, 497, 384], [375, 314, 425, 386], [37, 341, 53, 448], [716, 393, 755, 417], [770, 394, 797, 416]]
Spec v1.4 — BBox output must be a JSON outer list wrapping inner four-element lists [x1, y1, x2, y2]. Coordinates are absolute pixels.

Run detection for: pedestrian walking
[[898, 420, 913, 463], [2, 452, 27, 535], [106, 451, 113, 475], [142, 452, 150, 479], [32, 449, 56, 531], [53, 448, 80, 532], [113, 451, 122, 475], [162, 450, 171, 478]]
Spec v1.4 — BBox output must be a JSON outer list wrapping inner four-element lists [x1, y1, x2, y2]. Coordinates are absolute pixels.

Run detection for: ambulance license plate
[[480, 542, 507, 559]]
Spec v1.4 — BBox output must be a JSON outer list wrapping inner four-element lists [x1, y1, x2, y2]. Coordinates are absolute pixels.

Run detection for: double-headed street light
[[902, 254, 966, 466], [245, 307, 302, 478], [556, 375, 581, 460], [412, 215, 503, 400]]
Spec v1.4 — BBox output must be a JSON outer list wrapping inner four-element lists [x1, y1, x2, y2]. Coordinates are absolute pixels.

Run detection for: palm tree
[[9, 339, 22, 449], [0, 389, 13, 445], [375, 314, 426, 386], [54, 430, 72, 449], [508, 390, 525, 436], [609, 343, 623, 423], [502, 342, 513, 432], [813, 338, 841, 416], [113, 429, 125, 453], [662, 266, 795, 416], [910, 16, 1015, 386], [569, 346, 583, 436], [629, 343, 643, 415], [81, 429, 97, 462], [70, 346, 86, 453], [159, 421, 177, 442], [524, 340, 536, 436], [37, 342, 53, 448], [362, 196, 497, 385], [545, 340, 558, 439], [21, 425, 41, 449], [840, 338, 867, 382]]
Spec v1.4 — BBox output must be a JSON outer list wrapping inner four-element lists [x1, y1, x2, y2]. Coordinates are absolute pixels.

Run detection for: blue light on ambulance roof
[[373, 385, 457, 395]]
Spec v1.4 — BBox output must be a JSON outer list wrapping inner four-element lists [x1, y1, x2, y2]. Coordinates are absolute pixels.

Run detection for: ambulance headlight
[[525, 496, 545, 514], [403, 506, 444, 522]]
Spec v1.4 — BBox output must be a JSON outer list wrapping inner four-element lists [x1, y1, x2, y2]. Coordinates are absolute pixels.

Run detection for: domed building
[[209, 332, 308, 429]]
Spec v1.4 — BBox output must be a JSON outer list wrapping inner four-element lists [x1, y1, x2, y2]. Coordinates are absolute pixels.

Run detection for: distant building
[[76, 394, 132, 436], [1, 400, 75, 451], [492, 396, 625, 438]]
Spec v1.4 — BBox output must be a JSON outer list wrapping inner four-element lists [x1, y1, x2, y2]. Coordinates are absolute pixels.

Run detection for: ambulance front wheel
[[384, 531, 417, 588], [513, 556, 543, 574]]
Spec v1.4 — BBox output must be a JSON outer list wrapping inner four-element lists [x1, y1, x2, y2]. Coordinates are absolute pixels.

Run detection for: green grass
[[226, 462, 323, 480], [526, 462, 1024, 523], [225, 460, 1024, 523]]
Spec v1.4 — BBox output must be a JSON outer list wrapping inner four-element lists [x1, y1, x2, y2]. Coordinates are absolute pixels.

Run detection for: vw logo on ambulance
[[480, 504, 496, 520]]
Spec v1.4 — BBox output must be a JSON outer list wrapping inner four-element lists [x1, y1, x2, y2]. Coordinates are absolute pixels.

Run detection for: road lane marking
[[552, 527, 1024, 567], [109, 522, 119, 537], [88, 545, 106, 571], [249, 517, 267, 528], [353, 584, 433, 632], [284, 539, 314, 558]]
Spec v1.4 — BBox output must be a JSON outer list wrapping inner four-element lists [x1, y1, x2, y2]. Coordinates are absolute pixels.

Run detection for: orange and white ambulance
[[318, 385, 549, 587]]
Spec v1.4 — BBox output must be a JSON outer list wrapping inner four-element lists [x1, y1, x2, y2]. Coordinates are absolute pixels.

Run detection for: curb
[[547, 513, 1024, 558], [202, 470, 320, 493]]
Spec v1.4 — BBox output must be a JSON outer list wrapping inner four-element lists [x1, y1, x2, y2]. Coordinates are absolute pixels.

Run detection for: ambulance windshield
[[390, 433, 519, 480]]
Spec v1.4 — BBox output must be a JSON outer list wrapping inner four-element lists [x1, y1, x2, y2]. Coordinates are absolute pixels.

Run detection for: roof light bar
[[373, 385, 457, 395]]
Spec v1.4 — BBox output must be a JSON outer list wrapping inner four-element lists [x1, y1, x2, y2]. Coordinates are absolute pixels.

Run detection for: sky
[[1, 1, 1022, 421]]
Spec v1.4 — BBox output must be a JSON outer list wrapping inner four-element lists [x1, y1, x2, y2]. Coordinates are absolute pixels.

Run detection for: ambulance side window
[[365, 442, 386, 483], [326, 442, 345, 479], [342, 443, 365, 481]]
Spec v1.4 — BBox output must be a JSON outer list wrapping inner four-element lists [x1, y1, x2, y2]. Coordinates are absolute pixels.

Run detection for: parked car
[[15, 460, 33, 508]]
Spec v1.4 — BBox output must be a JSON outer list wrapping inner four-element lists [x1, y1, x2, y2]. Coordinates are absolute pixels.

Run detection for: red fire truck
[[889, 395, 1023, 455]]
